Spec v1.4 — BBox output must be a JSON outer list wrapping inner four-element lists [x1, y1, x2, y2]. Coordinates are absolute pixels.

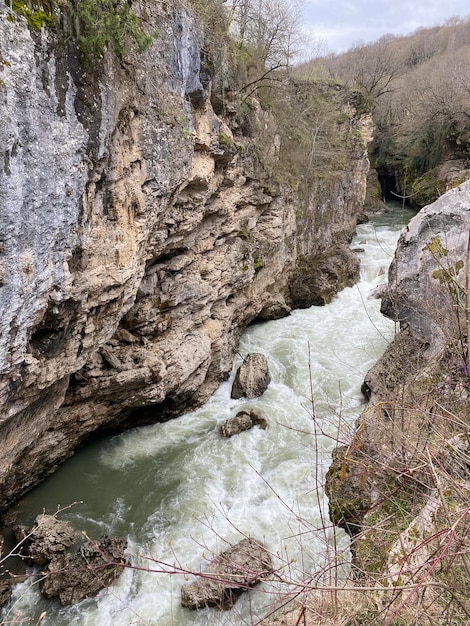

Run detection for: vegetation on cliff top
[[190, 0, 370, 193], [190, 3, 470, 210], [5, 0, 469, 205], [4, 0, 153, 58], [300, 17, 470, 207]]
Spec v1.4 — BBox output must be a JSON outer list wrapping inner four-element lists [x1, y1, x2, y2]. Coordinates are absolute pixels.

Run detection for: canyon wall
[[326, 182, 470, 598], [0, 2, 371, 510]]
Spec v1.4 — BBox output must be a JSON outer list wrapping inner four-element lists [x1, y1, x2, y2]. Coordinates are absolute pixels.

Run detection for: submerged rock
[[219, 409, 268, 437], [181, 537, 273, 610], [231, 354, 271, 399]]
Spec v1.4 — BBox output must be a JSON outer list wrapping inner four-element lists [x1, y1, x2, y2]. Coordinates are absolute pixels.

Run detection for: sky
[[302, 0, 470, 53]]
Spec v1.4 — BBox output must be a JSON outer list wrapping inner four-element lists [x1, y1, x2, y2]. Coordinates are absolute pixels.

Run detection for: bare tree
[[226, 0, 305, 71], [329, 38, 405, 101]]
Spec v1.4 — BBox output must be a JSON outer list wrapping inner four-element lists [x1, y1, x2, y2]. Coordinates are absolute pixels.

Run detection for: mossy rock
[[409, 169, 445, 208], [325, 446, 372, 536], [354, 525, 389, 575]]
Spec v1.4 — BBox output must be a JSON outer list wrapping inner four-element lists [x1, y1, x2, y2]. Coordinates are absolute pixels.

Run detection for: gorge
[[2, 1, 470, 624], [4, 208, 412, 625]]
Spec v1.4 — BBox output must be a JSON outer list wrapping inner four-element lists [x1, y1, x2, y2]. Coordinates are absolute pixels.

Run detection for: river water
[[3, 206, 414, 626]]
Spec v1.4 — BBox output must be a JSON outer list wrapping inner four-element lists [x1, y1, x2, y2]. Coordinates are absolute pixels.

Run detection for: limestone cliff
[[0, 2, 371, 510]]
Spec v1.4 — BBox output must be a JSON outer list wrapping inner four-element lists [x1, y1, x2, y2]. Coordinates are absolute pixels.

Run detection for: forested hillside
[[301, 17, 470, 207]]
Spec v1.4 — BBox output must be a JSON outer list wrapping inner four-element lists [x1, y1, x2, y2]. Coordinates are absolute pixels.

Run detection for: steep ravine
[[0, 3, 371, 511]]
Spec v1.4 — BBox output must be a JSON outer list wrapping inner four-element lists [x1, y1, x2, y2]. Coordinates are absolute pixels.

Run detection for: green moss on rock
[[325, 446, 372, 536], [410, 169, 445, 207]]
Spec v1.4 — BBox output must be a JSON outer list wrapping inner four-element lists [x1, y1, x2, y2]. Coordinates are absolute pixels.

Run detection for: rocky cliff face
[[326, 182, 470, 584], [0, 3, 371, 510]]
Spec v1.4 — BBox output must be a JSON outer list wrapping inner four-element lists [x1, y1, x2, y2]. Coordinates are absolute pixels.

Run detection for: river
[[3, 205, 415, 626]]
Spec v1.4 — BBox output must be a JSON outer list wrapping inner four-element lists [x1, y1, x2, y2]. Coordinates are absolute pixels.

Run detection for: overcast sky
[[302, 0, 470, 53]]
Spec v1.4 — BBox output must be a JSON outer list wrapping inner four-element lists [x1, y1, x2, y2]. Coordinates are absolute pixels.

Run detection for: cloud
[[302, 0, 470, 52]]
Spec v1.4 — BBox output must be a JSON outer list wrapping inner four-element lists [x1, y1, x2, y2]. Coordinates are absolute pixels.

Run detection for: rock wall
[[325, 183, 470, 623], [326, 180, 470, 537], [0, 3, 371, 510]]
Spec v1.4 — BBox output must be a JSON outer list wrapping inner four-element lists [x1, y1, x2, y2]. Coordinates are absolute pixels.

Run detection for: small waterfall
[[4, 207, 414, 626]]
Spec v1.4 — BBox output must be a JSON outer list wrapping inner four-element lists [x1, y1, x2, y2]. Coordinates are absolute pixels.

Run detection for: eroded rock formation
[[15, 514, 77, 565], [1, 514, 126, 608], [0, 2, 372, 510], [40, 534, 127, 606]]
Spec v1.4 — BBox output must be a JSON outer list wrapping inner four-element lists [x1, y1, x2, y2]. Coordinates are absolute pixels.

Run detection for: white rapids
[[2, 207, 413, 626]]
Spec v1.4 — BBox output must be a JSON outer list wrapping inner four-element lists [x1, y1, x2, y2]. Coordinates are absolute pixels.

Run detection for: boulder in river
[[219, 409, 268, 437], [15, 514, 77, 565], [40, 535, 128, 606], [181, 537, 273, 610], [231, 353, 271, 399]]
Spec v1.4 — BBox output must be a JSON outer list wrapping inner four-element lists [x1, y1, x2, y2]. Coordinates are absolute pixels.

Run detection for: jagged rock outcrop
[[289, 248, 360, 307], [1, 515, 126, 608], [15, 514, 77, 565], [181, 537, 272, 610], [40, 535, 127, 606], [364, 169, 386, 213], [0, 2, 372, 510], [380, 182, 470, 359]]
